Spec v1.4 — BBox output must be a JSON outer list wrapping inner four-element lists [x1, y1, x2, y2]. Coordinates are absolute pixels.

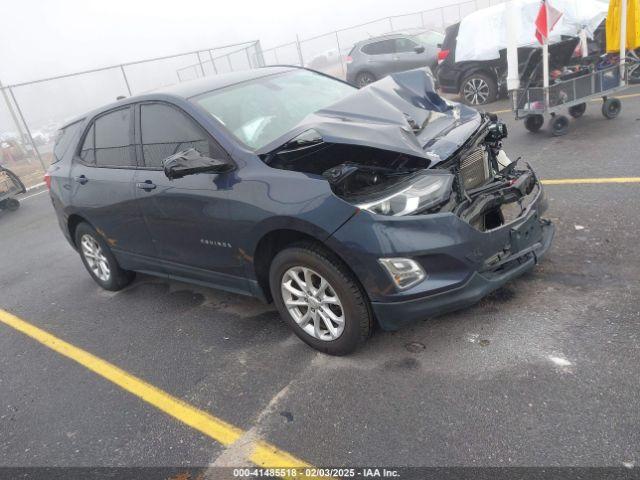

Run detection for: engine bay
[[263, 115, 539, 231]]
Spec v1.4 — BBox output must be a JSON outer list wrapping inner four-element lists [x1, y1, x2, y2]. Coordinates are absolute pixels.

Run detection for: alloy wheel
[[80, 234, 111, 282], [281, 266, 345, 341], [463, 77, 490, 105]]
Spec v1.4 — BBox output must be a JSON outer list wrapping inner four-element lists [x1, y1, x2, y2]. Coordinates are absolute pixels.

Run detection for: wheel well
[[462, 69, 497, 85], [253, 229, 367, 306], [253, 230, 318, 302], [67, 214, 88, 247]]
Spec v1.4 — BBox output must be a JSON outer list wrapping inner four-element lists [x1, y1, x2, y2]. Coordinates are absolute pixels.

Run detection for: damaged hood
[[259, 68, 482, 166]]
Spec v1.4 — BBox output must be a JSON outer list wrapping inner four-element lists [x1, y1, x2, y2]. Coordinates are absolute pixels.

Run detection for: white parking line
[[20, 190, 47, 201]]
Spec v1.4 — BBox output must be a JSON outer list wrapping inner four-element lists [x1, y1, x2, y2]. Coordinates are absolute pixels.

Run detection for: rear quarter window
[[52, 121, 83, 164]]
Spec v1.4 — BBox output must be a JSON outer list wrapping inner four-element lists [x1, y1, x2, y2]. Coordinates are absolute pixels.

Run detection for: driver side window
[[140, 103, 222, 169]]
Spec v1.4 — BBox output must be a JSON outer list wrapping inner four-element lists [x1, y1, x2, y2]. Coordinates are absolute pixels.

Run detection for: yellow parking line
[[542, 177, 640, 185], [0, 308, 312, 471]]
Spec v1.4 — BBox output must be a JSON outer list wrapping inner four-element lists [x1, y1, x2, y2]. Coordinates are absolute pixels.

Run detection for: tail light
[[437, 49, 450, 65], [345, 56, 353, 64], [44, 172, 51, 190]]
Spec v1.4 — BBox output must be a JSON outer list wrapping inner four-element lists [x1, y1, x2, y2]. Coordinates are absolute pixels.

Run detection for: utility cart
[[513, 61, 628, 136], [0, 165, 26, 212], [503, 0, 637, 136]]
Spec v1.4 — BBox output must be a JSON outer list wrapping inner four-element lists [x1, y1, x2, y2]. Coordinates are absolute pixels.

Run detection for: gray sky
[[0, 0, 470, 132], [1, 0, 463, 84]]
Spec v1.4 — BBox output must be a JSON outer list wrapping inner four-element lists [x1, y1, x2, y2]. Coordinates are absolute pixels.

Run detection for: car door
[[393, 37, 431, 71], [360, 39, 397, 78], [69, 106, 155, 267], [132, 102, 245, 291]]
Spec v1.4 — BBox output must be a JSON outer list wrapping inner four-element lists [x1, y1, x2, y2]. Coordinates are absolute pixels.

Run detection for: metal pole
[[196, 51, 206, 77], [120, 65, 132, 96], [620, 0, 627, 83], [177, 71, 183, 82], [245, 47, 252, 68], [441, 8, 446, 29], [543, 42, 550, 108], [389, 17, 394, 32], [335, 32, 345, 77], [8, 87, 45, 171], [295, 35, 305, 67], [227, 55, 233, 71], [0, 79, 27, 146], [420, 11, 425, 27], [208, 50, 218, 74], [255, 40, 266, 67]]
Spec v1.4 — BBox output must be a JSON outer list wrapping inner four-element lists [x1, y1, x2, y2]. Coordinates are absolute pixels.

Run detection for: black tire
[[524, 114, 544, 133], [568, 103, 586, 118], [355, 71, 376, 88], [269, 242, 372, 355], [602, 98, 621, 119], [0, 198, 20, 211], [74, 222, 135, 291], [551, 115, 570, 136], [460, 72, 498, 106]]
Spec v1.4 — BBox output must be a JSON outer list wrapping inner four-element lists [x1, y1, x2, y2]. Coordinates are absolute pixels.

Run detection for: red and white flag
[[535, 0, 563, 45]]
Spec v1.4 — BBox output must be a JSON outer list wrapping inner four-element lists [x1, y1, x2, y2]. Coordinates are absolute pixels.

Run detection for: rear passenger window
[[361, 40, 395, 55], [140, 103, 220, 168], [88, 107, 136, 167], [52, 121, 82, 164]]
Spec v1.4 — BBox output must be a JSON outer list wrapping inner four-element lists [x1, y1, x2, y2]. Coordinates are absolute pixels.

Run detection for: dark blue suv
[[47, 66, 553, 355]]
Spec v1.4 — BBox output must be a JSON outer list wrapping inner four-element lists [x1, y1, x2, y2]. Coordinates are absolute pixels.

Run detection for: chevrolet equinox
[[47, 66, 554, 355]]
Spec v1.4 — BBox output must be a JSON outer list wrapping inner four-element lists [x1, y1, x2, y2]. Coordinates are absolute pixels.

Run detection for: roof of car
[[60, 66, 297, 128]]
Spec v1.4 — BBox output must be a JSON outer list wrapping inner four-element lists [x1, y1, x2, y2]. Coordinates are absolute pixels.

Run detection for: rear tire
[[602, 98, 621, 119], [568, 103, 586, 118], [524, 114, 544, 133], [460, 72, 498, 106], [74, 222, 135, 291], [355, 71, 376, 88], [269, 242, 372, 355]]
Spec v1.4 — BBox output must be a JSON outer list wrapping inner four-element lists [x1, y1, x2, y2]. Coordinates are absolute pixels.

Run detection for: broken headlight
[[356, 172, 454, 216]]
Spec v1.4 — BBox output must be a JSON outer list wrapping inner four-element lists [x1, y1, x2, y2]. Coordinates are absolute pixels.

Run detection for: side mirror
[[436, 43, 443, 49], [414, 46, 426, 54], [163, 148, 233, 180]]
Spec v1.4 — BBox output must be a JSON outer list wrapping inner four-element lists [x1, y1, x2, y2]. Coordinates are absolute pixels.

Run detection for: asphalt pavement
[[1, 88, 639, 471]]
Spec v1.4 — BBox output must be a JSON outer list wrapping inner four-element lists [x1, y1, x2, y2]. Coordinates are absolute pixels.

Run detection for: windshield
[[192, 70, 356, 150]]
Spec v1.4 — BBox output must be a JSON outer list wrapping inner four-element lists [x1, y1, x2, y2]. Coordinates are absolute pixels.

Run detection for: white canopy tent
[[455, 0, 609, 63]]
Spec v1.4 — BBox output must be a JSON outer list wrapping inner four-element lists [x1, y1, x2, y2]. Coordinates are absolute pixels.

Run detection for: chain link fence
[[0, 41, 261, 189]]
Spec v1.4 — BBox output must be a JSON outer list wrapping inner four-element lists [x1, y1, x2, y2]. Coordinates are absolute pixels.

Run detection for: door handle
[[75, 175, 88, 185], [136, 180, 157, 191]]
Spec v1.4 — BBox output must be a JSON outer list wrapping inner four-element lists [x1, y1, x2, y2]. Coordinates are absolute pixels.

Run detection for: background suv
[[346, 30, 443, 87]]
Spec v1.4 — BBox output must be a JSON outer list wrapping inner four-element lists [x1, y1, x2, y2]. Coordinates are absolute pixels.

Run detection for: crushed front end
[[262, 68, 554, 329]]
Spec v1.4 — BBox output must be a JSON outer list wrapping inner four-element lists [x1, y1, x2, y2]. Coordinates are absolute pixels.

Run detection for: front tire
[[0, 198, 20, 211], [524, 114, 544, 133], [602, 98, 621, 119], [269, 243, 372, 355], [74, 222, 135, 291]]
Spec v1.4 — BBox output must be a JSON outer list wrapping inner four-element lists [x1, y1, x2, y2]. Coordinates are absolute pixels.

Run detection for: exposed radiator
[[460, 147, 490, 190]]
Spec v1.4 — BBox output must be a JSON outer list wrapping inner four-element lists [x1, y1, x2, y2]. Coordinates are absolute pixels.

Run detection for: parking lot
[[1, 87, 640, 473]]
